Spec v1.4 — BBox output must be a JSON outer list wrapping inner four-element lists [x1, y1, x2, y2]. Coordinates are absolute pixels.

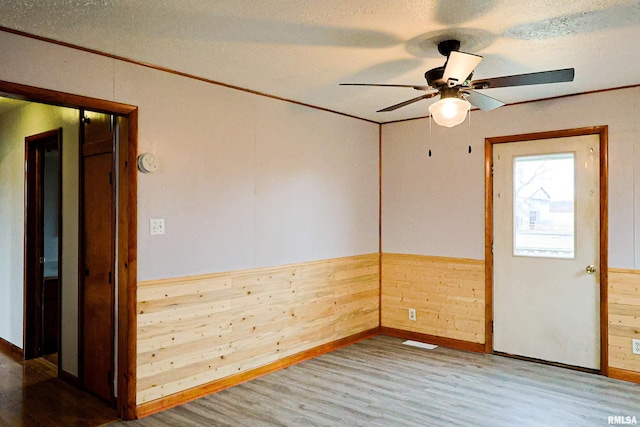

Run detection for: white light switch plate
[[150, 218, 165, 235]]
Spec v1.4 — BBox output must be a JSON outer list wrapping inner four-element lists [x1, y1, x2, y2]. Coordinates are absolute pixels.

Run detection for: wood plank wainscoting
[[608, 268, 640, 383], [135, 253, 379, 416], [380, 254, 485, 348]]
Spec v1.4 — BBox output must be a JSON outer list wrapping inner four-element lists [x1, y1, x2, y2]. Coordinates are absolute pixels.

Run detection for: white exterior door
[[493, 134, 600, 369]]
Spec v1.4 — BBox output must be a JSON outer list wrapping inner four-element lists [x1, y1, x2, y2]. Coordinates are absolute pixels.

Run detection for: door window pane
[[513, 153, 575, 258]]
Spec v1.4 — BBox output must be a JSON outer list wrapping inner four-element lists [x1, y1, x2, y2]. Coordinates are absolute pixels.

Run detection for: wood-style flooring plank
[[0, 347, 117, 426], [112, 335, 640, 426]]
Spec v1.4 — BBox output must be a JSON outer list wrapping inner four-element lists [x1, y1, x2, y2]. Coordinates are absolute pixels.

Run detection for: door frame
[[1, 79, 139, 419], [484, 126, 608, 375], [24, 128, 62, 361]]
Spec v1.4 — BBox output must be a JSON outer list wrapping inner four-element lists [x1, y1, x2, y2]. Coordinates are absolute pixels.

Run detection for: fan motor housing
[[425, 66, 445, 88]]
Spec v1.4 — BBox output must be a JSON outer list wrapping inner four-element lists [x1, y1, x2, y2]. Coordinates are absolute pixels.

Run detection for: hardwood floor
[[112, 335, 640, 426], [0, 347, 117, 426]]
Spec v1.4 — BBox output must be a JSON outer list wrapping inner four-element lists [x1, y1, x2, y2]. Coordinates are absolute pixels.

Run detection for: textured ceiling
[[1, 0, 639, 123]]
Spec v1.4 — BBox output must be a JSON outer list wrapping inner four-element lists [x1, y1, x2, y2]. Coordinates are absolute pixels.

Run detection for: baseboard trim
[[0, 337, 23, 360], [58, 369, 80, 387], [609, 367, 640, 384], [379, 327, 485, 353], [135, 328, 380, 419]]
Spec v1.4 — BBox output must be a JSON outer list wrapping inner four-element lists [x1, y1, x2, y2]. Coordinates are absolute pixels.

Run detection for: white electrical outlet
[[633, 339, 640, 355], [408, 308, 416, 321], [150, 218, 165, 235]]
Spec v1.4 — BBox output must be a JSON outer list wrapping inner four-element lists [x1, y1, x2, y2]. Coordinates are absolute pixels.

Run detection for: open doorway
[[0, 80, 138, 419], [24, 128, 62, 364]]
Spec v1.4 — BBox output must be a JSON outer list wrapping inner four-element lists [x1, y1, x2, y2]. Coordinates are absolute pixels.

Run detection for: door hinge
[[109, 271, 112, 284], [109, 171, 113, 185], [491, 321, 494, 333]]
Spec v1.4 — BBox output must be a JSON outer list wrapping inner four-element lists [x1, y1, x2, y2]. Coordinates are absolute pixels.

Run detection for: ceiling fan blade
[[377, 93, 439, 112], [442, 51, 483, 87], [463, 90, 505, 111], [470, 68, 575, 89], [340, 83, 431, 91]]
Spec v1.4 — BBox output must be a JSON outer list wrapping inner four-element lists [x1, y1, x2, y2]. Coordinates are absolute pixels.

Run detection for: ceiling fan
[[341, 39, 575, 127]]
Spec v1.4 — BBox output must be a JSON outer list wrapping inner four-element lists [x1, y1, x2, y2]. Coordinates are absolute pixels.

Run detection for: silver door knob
[[585, 265, 597, 274]]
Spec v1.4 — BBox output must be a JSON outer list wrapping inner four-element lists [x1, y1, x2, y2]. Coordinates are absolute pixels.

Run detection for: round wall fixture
[[137, 153, 159, 173]]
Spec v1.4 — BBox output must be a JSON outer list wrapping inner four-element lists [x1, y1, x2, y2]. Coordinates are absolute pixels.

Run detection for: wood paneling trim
[[381, 253, 485, 345], [609, 267, 640, 275], [382, 253, 485, 265], [379, 327, 484, 353], [608, 367, 640, 384], [135, 328, 379, 419], [0, 337, 23, 360], [138, 254, 379, 288], [608, 268, 640, 376], [136, 254, 379, 405]]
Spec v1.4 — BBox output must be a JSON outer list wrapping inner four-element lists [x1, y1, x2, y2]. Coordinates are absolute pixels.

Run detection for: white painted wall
[[0, 30, 380, 282], [382, 118, 484, 259], [382, 87, 640, 269], [115, 62, 379, 280], [0, 102, 79, 376]]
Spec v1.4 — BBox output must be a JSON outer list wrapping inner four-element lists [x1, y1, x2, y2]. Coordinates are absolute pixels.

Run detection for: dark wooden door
[[81, 111, 115, 402], [24, 129, 61, 360]]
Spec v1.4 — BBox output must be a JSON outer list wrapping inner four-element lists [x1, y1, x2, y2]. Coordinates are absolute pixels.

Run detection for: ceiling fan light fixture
[[428, 96, 470, 127]]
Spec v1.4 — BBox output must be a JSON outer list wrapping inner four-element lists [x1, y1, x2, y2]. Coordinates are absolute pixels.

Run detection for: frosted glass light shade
[[428, 97, 471, 127]]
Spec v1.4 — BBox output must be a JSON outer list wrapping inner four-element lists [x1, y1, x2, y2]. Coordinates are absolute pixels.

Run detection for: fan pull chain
[[428, 115, 432, 157], [467, 108, 472, 154]]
